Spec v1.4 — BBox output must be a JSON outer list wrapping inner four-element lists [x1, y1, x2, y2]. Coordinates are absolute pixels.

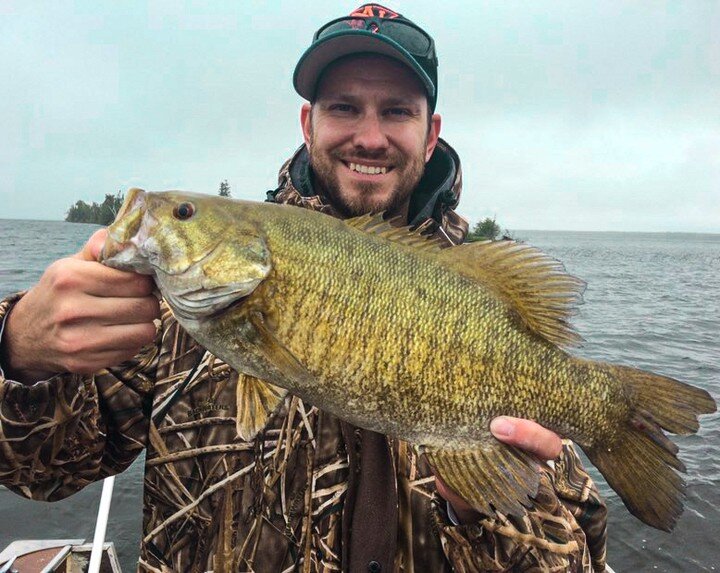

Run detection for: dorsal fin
[[438, 240, 585, 348], [346, 215, 584, 348], [344, 213, 447, 252]]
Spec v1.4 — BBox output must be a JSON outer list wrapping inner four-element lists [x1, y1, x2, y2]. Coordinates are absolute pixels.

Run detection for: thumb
[[490, 416, 563, 461], [75, 228, 108, 262]]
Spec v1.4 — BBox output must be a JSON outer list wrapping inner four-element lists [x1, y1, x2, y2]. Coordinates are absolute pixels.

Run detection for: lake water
[[0, 219, 718, 572]]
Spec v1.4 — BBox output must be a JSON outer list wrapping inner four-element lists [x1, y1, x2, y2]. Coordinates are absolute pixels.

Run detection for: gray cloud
[[1, 1, 718, 232]]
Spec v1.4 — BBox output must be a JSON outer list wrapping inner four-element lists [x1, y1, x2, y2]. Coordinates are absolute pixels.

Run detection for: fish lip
[[102, 226, 133, 258], [103, 208, 214, 278], [102, 240, 155, 274], [101, 210, 163, 275], [168, 240, 224, 275], [137, 238, 221, 277]]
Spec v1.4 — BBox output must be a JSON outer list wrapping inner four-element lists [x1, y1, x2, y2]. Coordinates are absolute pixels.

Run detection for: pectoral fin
[[235, 373, 288, 441], [231, 312, 310, 441], [247, 311, 315, 386], [423, 441, 541, 517]]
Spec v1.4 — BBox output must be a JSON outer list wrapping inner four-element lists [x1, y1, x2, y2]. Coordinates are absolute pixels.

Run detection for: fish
[[101, 188, 716, 532]]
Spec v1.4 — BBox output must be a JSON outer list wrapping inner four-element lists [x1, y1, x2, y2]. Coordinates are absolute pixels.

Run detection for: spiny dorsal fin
[[438, 240, 586, 348], [344, 213, 447, 252], [346, 215, 583, 348]]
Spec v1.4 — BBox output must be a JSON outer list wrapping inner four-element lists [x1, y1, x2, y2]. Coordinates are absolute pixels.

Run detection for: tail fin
[[585, 365, 716, 531]]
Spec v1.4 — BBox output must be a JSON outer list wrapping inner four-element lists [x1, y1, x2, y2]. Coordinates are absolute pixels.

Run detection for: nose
[[352, 112, 389, 154]]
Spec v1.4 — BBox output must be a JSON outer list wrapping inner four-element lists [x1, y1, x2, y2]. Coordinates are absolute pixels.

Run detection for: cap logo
[[349, 5, 400, 19]]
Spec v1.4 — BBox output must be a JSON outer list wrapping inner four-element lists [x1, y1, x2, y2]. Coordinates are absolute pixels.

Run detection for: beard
[[308, 136, 427, 220]]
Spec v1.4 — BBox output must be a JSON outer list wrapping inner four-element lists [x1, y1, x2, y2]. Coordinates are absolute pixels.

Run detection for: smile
[[346, 161, 390, 175]]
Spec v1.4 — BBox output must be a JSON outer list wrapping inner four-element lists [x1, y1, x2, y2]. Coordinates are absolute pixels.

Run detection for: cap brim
[[294, 30, 435, 101]]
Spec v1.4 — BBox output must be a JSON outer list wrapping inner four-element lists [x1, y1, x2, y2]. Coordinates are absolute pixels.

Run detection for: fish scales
[[237, 205, 610, 445], [264, 220, 462, 435], [101, 189, 716, 531], [259, 217, 565, 441]]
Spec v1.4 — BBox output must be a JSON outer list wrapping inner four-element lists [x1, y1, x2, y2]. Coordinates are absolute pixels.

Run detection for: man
[[0, 4, 607, 571]]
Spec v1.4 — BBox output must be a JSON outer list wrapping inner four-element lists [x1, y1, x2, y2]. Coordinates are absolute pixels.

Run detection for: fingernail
[[490, 417, 515, 437]]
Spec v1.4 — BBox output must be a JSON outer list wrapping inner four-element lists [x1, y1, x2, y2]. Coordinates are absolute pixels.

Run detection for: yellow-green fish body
[[102, 189, 716, 531]]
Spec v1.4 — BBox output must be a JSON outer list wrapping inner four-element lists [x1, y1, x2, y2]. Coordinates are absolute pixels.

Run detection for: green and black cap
[[294, 4, 439, 111]]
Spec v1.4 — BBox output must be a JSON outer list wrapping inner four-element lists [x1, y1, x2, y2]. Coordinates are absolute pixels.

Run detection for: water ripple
[[523, 230, 720, 572]]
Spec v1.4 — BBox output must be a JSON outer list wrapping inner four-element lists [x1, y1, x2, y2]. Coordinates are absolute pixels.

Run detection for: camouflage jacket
[[0, 142, 608, 572]]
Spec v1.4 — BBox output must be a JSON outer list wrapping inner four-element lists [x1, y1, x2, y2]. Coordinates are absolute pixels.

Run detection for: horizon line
[[1, 217, 719, 236]]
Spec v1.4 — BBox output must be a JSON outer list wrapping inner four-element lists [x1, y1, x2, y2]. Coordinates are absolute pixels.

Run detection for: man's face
[[301, 55, 441, 219]]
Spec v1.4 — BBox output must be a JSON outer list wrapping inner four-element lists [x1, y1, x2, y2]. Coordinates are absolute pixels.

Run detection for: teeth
[[349, 162, 388, 175]]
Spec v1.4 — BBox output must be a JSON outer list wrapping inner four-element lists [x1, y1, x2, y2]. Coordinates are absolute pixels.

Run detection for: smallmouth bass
[[101, 188, 716, 532]]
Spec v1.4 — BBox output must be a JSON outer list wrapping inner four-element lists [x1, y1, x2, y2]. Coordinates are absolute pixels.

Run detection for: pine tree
[[467, 217, 501, 242]]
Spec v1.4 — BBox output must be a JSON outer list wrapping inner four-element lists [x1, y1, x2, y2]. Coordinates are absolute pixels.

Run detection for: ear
[[300, 103, 312, 150], [425, 113, 442, 162]]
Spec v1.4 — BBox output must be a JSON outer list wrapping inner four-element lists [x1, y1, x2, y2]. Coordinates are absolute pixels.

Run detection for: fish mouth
[[101, 240, 148, 273], [101, 212, 159, 275], [100, 188, 155, 273], [100, 188, 211, 277]]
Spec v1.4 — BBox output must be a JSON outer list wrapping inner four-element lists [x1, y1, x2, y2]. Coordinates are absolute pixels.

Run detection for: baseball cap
[[293, 4, 439, 111]]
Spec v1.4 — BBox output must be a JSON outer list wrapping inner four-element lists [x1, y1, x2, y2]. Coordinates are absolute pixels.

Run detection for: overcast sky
[[2, 1, 718, 232]]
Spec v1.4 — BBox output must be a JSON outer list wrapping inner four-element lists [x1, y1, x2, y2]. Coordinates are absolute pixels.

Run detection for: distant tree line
[[65, 181, 232, 224], [65, 191, 125, 225]]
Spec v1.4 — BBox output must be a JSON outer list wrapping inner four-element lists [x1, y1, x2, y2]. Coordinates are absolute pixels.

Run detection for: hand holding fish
[[1, 229, 159, 383], [435, 417, 562, 524]]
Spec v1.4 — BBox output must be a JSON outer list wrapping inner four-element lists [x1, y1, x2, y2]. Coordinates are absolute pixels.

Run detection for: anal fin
[[423, 441, 541, 518]]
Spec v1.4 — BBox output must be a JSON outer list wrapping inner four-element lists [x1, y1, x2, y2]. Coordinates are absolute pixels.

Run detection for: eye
[[386, 107, 411, 117], [173, 202, 195, 220], [328, 103, 356, 114]]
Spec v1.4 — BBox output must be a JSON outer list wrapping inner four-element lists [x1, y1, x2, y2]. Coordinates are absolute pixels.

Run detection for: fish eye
[[173, 202, 195, 220]]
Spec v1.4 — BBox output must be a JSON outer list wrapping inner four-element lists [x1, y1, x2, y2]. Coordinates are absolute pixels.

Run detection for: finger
[[86, 295, 161, 325], [434, 476, 481, 524], [58, 322, 158, 373], [65, 346, 153, 374], [63, 260, 156, 298], [435, 476, 463, 506], [490, 416, 563, 461], [100, 323, 159, 350], [91, 269, 156, 298], [75, 229, 108, 262], [65, 322, 158, 357]]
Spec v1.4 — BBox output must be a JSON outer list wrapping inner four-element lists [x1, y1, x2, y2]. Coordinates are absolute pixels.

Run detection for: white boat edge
[[0, 540, 122, 573]]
